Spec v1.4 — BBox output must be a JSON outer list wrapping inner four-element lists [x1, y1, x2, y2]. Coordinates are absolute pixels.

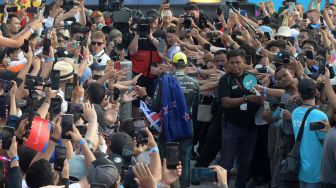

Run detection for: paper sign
[[243, 74, 257, 91], [25, 116, 51, 152]]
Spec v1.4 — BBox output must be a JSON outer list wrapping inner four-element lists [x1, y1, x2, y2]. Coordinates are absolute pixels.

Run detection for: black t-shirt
[[128, 33, 157, 51], [218, 72, 260, 129]]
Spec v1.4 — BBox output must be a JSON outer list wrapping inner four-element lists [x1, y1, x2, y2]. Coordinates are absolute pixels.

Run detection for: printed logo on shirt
[[232, 85, 239, 90]]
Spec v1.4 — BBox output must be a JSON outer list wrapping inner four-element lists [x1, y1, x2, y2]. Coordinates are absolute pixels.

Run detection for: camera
[[183, 13, 194, 29], [108, 0, 124, 11], [24, 75, 50, 90], [97, 23, 111, 35], [137, 18, 151, 38], [115, 42, 124, 51]]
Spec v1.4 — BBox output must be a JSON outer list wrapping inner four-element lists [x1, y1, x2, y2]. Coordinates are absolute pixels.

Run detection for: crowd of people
[[0, 0, 336, 188]]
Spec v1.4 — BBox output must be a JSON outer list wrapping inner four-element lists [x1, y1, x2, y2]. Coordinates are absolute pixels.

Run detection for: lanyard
[[234, 77, 245, 95]]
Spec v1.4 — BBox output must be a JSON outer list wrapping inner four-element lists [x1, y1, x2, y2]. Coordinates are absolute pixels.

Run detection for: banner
[[25, 116, 52, 152]]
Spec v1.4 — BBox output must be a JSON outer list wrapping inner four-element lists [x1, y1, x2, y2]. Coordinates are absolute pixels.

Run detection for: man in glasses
[[90, 31, 111, 76]]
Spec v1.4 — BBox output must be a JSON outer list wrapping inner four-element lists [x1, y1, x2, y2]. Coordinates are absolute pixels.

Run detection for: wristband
[[47, 57, 55, 62], [264, 86, 267, 98], [50, 136, 59, 144], [11, 156, 19, 162], [79, 138, 86, 147], [149, 147, 159, 154]]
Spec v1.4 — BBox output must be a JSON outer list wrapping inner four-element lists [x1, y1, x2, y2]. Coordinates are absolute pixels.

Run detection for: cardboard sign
[[25, 116, 51, 152], [243, 74, 257, 91]]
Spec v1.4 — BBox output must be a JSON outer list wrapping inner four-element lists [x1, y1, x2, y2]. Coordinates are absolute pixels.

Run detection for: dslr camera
[[183, 13, 195, 30], [24, 75, 50, 90]]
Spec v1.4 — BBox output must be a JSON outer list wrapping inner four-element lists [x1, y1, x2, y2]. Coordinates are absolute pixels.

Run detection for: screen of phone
[[166, 142, 179, 169], [61, 114, 73, 139], [50, 70, 60, 90], [2, 126, 14, 150], [64, 83, 74, 102], [54, 145, 66, 171]]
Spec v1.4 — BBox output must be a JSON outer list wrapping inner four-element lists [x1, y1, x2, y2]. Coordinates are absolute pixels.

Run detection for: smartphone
[[191, 167, 217, 183], [264, 32, 271, 40], [61, 114, 73, 139], [245, 55, 252, 65], [231, 33, 237, 41], [107, 60, 114, 69], [257, 67, 268, 74], [0, 79, 13, 93], [16, 99, 28, 107], [283, 58, 290, 64], [158, 38, 166, 53], [206, 32, 217, 39], [64, 83, 74, 102], [27, 7, 38, 13], [42, 38, 51, 56], [289, 2, 295, 14], [92, 75, 102, 80], [278, 102, 287, 109], [76, 125, 87, 137], [306, 50, 314, 60], [71, 41, 81, 49], [114, 61, 121, 71], [50, 98, 62, 117], [288, 37, 295, 46], [320, 16, 326, 29], [166, 142, 179, 169], [303, 13, 308, 20], [240, 10, 247, 17], [50, 70, 60, 90], [69, 103, 83, 114], [310, 122, 325, 130], [133, 118, 145, 132], [6, 6, 17, 12], [204, 43, 211, 52], [264, 101, 271, 111], [2, 126, 14, 150], [318, 60, 327, 75], [54, 145, 66, 171], [0, 96, 7, 118]]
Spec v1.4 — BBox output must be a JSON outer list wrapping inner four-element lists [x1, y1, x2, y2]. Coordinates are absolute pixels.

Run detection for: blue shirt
[[292, 106, 328, 183]]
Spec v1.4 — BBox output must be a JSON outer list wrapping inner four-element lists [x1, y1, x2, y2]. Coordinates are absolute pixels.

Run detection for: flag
[[25, 116, 51, 152], [139, 100, 161, 133], [160, 75, 193, 142]]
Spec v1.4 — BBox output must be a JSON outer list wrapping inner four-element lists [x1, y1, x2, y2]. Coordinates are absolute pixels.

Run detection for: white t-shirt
[[69, 183, 81, 188]]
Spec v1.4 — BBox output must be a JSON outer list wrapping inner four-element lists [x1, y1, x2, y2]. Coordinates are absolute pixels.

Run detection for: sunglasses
[[91, 41, 103, 46]]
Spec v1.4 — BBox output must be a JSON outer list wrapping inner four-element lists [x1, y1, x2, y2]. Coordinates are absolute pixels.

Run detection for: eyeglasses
[[91, 41, 103, 46]]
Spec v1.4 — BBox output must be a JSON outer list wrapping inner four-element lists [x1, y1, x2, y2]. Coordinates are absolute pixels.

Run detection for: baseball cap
[[184, 2, 199, 11], [298, 78, 317, 99], [87, 164, 119, 187], [172, 52, 187, 65], [69, 155, 86, 182], [108, 132, 133, 155]]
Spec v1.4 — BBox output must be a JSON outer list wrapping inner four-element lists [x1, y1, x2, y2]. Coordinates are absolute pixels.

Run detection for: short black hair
[[266, 40, 287, 51], [302, 39, 318, 51], [227, 48, 245, 61], [18, 145, 37, 174], [86, 83, 106, 104], [26, 159, 55, 188], [214, 50, 227, 56], [7, 14, 20, 23]]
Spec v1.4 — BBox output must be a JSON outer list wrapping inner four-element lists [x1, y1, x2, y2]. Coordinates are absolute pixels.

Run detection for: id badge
[[240, 103, 247, 111]]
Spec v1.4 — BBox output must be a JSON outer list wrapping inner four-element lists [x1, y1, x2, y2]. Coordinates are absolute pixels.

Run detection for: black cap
[[184, 2, 199, 11], [108, 132, 133, 155], [298, 78, 317, 100], [275, 50, 292, 62]]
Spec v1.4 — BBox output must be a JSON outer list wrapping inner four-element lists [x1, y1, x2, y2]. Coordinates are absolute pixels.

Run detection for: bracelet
[[50, 136, 59, 144], [79, 138, 86, 147], [149, 147, 159, 154], [11, 156, 19, 162]]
